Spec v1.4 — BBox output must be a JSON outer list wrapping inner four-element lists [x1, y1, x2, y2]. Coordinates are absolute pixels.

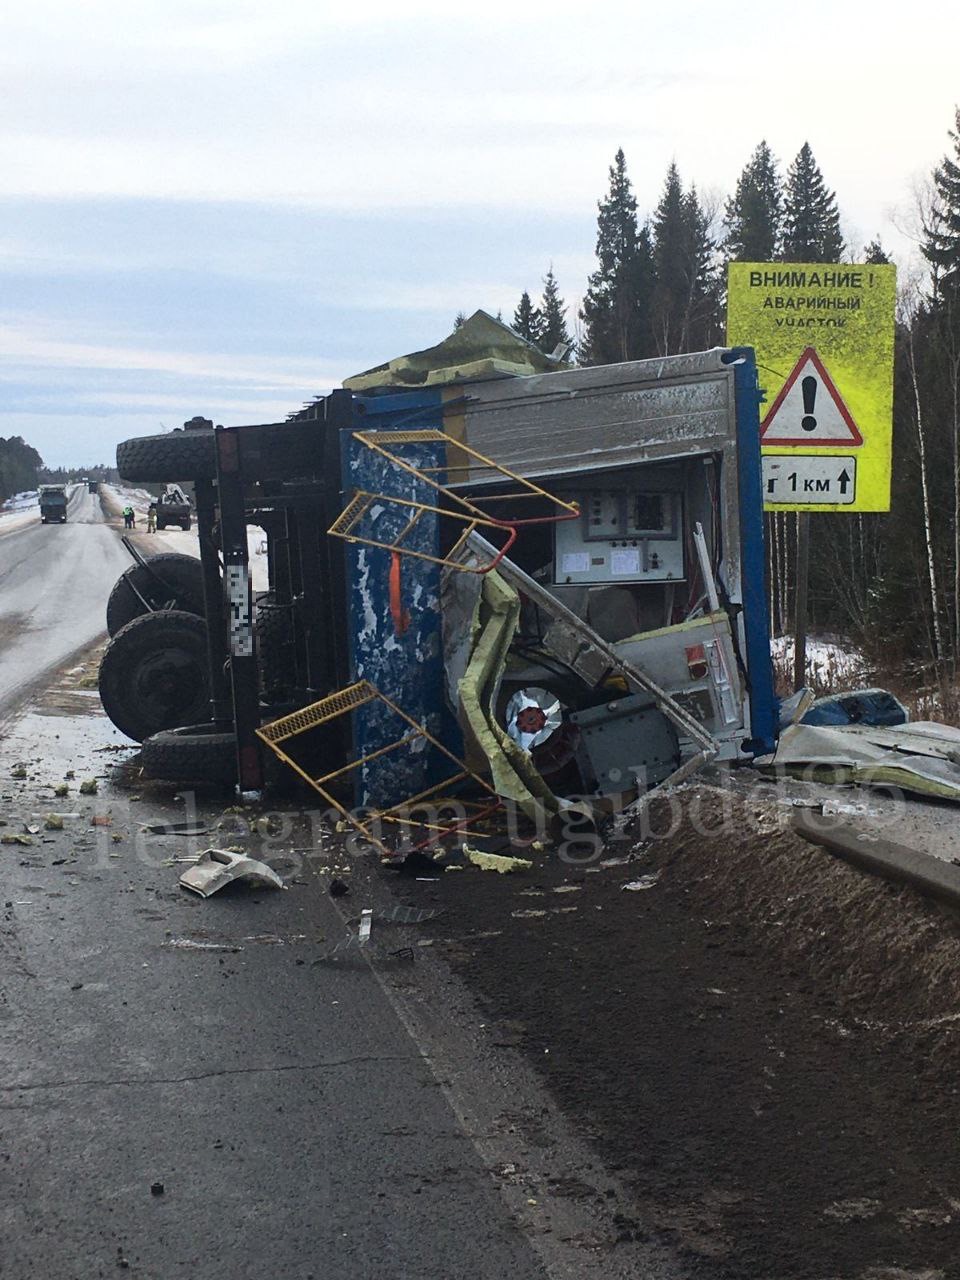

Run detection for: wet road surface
[[0, 696, 555, 1280], [0, 486, 129, 718]]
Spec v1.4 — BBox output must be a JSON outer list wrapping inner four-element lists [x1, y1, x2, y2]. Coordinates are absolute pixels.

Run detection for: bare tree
[[900, 272, 943, 664]]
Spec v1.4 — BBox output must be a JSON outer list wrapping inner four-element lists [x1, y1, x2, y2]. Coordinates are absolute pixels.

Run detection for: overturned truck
[[102, 322, 777, 848]]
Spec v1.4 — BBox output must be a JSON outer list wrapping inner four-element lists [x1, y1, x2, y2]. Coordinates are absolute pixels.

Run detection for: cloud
[[0, 320, 340, 389]]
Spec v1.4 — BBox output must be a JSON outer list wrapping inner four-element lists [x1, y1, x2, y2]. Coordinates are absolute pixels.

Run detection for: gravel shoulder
[[407, 781, 960, 1279]]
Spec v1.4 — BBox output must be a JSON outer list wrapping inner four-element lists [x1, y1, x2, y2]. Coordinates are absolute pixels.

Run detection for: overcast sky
[[2, 0, 958, 467]]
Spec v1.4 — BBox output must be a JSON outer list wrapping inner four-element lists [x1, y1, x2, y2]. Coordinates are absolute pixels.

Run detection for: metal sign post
[[794, 512, 810, 692]]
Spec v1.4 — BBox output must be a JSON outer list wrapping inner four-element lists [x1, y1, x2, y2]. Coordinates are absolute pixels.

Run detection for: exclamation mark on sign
[[801, 375, 818, 432]]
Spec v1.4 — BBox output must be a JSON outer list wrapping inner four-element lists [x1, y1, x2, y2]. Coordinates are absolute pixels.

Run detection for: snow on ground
[[0, 491, 40, 536], [1, 490, 39, 513], [104, 483, 156, 518], [102, 483, 268, 591], [771, 633, 869, 692]]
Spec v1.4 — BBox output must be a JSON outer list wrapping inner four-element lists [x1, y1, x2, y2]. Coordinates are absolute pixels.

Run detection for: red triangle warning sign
[[760, 347, 863, 447]]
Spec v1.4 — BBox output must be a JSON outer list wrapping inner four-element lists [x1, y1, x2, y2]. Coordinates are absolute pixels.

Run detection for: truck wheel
[[140, 722, 300, 793], [106, 553, 208, 637], [116, 428, 216, 483], [140, 723, 237, 785], [256, 594, 296, 702], [99, 610, 210, 743]]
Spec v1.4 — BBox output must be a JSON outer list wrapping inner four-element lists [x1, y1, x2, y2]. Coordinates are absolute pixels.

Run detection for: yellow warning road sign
[[761, 347, 863, 446], [726, 262, 896, 513]]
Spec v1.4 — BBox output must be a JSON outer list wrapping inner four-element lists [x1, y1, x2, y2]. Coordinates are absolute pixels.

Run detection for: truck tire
[[140, 723, 238, 785], [256, 595, 296, 702], [140, 722, 298, 792], [106, 553, 208, 637], [116, 429, 216, 483], [98, 610, 210, 743]]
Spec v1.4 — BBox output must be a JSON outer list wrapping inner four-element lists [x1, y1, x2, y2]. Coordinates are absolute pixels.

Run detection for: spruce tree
[[650, 164, 719, 354], [539, 267, 571, 356], [923, 108, 960, 297], [683, 185, 722, 348], [782, 142, 845, 262], [579, 148, 655, 364], [453, 311, 467, 330], [512, 291, 544, 344], [723, 141, 782, 261], [862, 238, 891, 265], [651, 163, 687, 353]]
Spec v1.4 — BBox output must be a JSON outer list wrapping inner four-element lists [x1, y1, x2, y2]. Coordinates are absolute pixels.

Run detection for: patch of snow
[[771, 633, 868, 689], [0, 490, 38, 513]]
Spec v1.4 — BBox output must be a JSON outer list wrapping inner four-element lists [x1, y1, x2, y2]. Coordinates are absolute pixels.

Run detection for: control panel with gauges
[[554, 484, 685, 584]]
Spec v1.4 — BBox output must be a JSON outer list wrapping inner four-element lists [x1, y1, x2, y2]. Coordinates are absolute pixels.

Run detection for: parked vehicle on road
[[39, 484, 68, 524], [155, 485, 192, 531]]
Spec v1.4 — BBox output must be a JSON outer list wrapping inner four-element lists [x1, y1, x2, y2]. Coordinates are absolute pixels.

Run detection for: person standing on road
[[146, 502, 157, 533], [123, 505, 135, 529]]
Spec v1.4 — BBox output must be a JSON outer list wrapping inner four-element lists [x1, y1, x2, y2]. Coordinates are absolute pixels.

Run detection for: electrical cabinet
[[554, 486, 685, 585]]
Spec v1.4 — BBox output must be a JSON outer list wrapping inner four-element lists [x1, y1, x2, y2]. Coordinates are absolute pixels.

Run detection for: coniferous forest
[[0, 437, 43, 504], [500, 113, 960, 698]]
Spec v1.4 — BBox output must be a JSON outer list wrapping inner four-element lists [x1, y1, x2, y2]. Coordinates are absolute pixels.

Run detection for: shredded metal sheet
[[764, 721, 960, 801]]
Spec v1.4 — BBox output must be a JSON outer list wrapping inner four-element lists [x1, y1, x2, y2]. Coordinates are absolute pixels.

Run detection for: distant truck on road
[[39, 485, 68, 524], [155, 485, 192, 531], [88, 479, 98, 494]]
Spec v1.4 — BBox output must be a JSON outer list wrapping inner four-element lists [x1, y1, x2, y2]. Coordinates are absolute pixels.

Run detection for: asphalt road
[[0, 486, 129, 718], [0, 699, 555, 1280]]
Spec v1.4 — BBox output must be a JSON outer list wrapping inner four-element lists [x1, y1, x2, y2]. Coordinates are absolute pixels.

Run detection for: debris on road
[[329, 877, 350, 897], [358, 907, 373, 945], [140, 820, 212, 836], [464, 848, 533, 874], [365, 904, 443, 925], [79, 779, 98, 795], [622, 874, 661, 892], [762, 721, 960, 801], [163, 937, 243, 952], [178, 848, 285, 898], [44, 814, 64, 830]]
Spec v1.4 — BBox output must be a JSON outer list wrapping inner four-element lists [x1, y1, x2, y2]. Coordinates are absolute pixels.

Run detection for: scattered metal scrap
[[178, 848, 285, 898], [763, 721, 960, 801], [163, 937, 243, 952], [359, 904, 444, 925], [256, 680, 502, 862], [314, 902, 440, 964], [141, 820, 213, 836]]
